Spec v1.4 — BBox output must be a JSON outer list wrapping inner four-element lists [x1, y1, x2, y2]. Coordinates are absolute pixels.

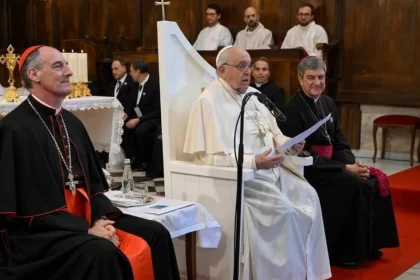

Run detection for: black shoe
[[368, 250, 383, 259]]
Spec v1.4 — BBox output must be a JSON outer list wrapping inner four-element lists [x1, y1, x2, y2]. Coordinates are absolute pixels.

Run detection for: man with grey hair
[[184, 46, 331, 280], [0, 45, 180, 280], [280, 56, 399, 268]]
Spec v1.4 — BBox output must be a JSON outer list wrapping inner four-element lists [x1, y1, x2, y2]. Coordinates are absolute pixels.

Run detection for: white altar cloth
[[0, 96, 125, 169]]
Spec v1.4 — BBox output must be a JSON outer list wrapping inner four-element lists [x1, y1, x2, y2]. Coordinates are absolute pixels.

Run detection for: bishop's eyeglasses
[[222, 62, 255, 72]]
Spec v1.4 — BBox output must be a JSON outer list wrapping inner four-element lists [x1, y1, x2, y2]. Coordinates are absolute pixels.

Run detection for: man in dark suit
[[105, 59, 134, 114], [250, 57, 285, 110], [125, 60, 161, 173], [97, 59, 134, 167]]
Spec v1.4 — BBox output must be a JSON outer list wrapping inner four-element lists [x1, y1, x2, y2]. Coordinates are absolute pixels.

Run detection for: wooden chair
[[373, 115, 420, 166]]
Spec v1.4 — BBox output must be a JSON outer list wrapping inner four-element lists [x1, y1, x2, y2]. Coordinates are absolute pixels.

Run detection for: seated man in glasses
[[281, 2, 328, 58], [183, 45, 331, 280]]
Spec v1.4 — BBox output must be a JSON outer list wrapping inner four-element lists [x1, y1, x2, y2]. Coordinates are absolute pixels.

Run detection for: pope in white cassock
[[183, 45, 331, 280], [193, 4, 233, 51], [234, 7, 273, 50], [281, 3, 328, 58]]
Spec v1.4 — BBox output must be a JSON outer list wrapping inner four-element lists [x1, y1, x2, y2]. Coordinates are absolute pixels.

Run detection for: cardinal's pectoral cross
[[66, 173, 77, 195]]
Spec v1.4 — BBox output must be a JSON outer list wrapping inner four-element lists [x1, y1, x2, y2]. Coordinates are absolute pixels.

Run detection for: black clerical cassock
[[250, 80, 285, 110], [0, 94, 180, 279], [280, 90, 399, 267]]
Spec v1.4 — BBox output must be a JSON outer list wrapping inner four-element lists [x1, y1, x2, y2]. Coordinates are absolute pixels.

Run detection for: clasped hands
[[126, 118, 140, 129], [255, 141, 305, 170], [122, 113, 141, 129], [344, 161, 370, 179], [88, 219, 120, 247]]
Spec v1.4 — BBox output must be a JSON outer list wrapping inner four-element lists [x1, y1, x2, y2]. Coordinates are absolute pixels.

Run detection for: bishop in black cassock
[[0, 46, 180, 280], [280, 56, 399, 268]]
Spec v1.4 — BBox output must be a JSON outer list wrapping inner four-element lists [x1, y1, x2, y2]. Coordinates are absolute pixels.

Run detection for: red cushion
[[373, 115, 420, 126]]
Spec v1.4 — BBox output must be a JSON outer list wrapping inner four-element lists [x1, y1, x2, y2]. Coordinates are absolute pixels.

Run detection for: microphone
[[248, 91, 287, 121]]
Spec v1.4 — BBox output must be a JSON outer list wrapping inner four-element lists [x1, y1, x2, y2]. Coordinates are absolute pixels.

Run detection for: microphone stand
[[233, 92, 251, 280], [233, 92, 286, 280]]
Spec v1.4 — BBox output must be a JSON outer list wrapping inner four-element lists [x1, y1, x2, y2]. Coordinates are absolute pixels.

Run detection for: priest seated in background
[[125, 60, 161, 174], [281, 3, 328, 58], [279, 56, 399, 268], [0, 45, 180, 280], [193, 3, 233, 51], [250, 57, 285, 110], [183, 45, 331, 280], [234, 7, 274, 50]]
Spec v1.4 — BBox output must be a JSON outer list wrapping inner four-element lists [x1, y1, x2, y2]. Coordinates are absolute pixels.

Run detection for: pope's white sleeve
[[196, 152, 257, 170]]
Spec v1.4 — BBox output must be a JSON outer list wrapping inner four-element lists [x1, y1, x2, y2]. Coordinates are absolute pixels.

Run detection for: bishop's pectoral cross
[[155, 0, 170, 21]]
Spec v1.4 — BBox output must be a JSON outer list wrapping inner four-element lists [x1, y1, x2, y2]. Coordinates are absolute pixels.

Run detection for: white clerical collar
[[139, 73, 150, 87], [254, 81, 268, 88], [31, 94, 62, 115], [118, 74, 127, 84], [302, 90, 320, 102]]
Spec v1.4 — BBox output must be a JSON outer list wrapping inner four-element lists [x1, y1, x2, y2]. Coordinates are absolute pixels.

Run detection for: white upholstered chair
[[157, 21, 313, 279]]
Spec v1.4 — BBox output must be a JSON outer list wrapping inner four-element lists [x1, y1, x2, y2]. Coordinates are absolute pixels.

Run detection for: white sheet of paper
[[276, 113, 332, 151]]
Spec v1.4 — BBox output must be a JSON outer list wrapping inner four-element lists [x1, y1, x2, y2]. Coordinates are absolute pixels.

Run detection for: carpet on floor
[[331, 165, 420, 279]]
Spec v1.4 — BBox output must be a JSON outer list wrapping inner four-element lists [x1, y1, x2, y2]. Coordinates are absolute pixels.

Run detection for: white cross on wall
[[155, 0, 170, 21]]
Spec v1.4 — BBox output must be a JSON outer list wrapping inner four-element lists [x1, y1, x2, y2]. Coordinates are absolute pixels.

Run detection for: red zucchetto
[[18, 45, 44, 72]]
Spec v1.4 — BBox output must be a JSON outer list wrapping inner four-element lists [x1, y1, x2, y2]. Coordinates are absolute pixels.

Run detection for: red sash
[[64, 188, 154, 280], [311, 145, 333, 159]]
